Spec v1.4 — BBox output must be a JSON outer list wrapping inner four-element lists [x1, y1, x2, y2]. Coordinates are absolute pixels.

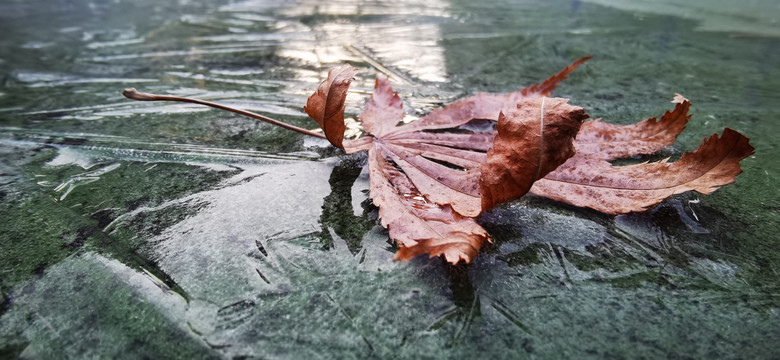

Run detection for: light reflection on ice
[[255, 0, 452, 83]]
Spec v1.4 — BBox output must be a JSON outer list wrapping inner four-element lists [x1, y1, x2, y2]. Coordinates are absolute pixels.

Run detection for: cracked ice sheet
[[0, 252, 214, 359], [105, 157, 458, 358], [137, 159, 338, 304], [1, 156, 461, 358]]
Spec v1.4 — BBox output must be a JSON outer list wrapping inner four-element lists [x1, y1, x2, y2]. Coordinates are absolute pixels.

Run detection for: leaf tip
[[672, 93, 689, 104], [525, 56, 592, 97]]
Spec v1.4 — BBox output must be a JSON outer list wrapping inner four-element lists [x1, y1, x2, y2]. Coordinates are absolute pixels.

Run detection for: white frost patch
[[143, 159, 337, 304], [46, 147, 101, 169]]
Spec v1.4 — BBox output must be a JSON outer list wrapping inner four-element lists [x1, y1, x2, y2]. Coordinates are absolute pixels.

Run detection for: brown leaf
[[316, 59, 591, 264], [530, 128, 754, 214], [302, 59, 752, 263], [574, 95, 691, 160], [304, 65, 357, 149], [480, 97, 588, 211]]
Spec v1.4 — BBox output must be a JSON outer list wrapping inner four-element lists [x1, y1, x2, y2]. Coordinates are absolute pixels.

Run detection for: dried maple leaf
[[122, 58, 753, 265], [307, 71, 751, 260], [305, 60, 590, 264]]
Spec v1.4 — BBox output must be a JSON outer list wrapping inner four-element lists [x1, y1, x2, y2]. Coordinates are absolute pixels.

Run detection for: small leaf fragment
[[304, 64, 357, 149]]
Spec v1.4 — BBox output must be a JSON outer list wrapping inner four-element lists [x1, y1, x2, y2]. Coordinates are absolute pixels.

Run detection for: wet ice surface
[[2, 0, 780, 358]]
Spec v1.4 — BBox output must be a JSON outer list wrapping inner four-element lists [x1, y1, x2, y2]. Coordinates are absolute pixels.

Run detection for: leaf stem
[[122, 88, 327, 139]]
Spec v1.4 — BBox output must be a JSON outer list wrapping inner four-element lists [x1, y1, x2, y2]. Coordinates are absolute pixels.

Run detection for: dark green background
[[1, 0, 778, 358]]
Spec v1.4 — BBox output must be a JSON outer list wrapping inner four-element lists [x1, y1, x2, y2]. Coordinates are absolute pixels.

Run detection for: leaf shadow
[[317, 154, 375, 254], [477, 195, 780, 310]]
